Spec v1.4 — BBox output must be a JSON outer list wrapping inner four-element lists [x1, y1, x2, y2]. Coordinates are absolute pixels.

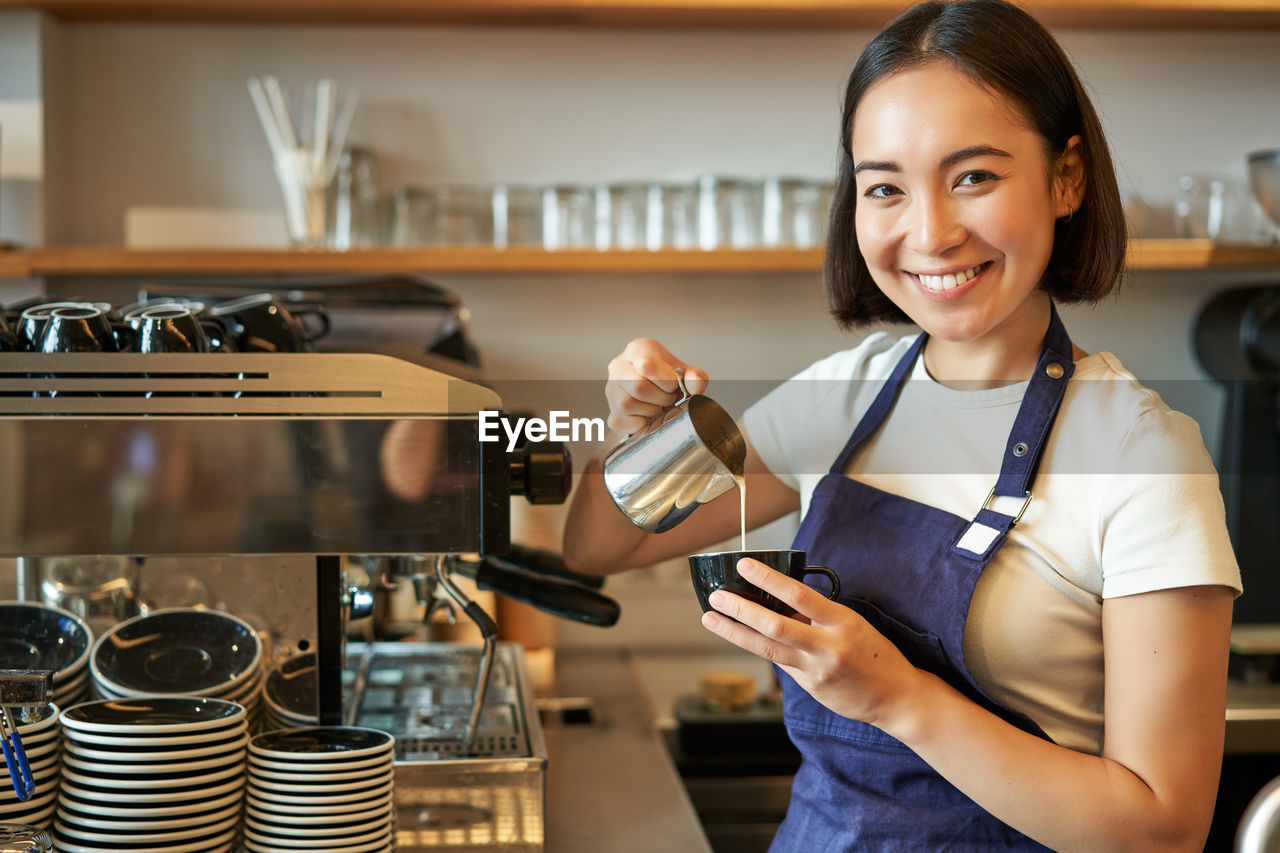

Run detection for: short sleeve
[[1100, 408, 1242, 599]]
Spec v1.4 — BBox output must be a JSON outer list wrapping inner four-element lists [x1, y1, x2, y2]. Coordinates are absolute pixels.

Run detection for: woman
[[563, 1, 1241, 849]]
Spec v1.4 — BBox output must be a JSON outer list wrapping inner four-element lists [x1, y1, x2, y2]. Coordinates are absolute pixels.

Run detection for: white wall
[[3, 14, 1280, 647]]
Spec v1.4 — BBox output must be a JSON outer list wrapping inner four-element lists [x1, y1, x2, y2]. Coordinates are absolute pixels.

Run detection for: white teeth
[[918, 262, 985, 291]]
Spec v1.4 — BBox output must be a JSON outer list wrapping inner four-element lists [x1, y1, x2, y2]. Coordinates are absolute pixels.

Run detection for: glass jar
[[602, 182, 651, 250], [763, 177, 824, 248], [433, 185, 491, 246], [650, 182, 699, 250], [492, 184, 543, 248], [543, 184, 597, 250], [386, 186, 435, 246], [699, 175, 764, 250], [326, 146, 380, 250]]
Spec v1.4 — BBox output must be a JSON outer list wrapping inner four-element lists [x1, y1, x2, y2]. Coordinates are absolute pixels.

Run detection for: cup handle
[[290, 303, 331, 342], [803, 566, 840, 601]]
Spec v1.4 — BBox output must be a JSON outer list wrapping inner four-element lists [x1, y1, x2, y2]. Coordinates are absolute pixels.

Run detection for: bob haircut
[[826, 0, 1127, 328]]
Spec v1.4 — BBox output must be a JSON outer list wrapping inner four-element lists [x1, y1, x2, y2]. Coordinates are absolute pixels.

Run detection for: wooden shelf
[[1, 240, 1277, 279], [4, 0, 1280, 29]]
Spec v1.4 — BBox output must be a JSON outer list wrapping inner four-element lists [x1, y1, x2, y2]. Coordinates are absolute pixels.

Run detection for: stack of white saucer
[[0, 702, 60, 831], [245, 727, 396, 853], [53, 697, 248, 852]]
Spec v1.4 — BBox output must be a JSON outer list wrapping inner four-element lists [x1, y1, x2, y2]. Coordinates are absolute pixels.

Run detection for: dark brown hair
[[825, 0, 1126, 328]]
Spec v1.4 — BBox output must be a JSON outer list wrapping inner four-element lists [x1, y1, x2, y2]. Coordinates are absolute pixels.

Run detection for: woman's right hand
[[605, 338, 709, 433]]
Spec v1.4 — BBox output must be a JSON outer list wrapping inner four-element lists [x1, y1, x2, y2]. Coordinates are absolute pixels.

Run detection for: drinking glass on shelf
[[763, 177, 824, 248], [493, 184, 543, 248], [603, 182, 651, 250], [387, 186, 435, 246], [1175, 174, 1251, 242], [543, 184, 597, 250], [650, 182, 699, 250], [699, 175, 764, 250], [433, 185, 491, 245], [326, 146, 380, 250]]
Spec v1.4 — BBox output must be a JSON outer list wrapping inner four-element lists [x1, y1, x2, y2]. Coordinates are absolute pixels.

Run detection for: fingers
[[734, 558, 839, 625], [604, 338, 709, 432], [701, 598, 806, 669]]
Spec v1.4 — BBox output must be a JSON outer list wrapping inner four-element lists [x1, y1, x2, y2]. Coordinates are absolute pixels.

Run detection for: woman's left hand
[[701, 557, 922, 728]]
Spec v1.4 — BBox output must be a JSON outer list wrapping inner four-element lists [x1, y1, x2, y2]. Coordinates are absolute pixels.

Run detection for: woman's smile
[[908, 260, 994, 299]]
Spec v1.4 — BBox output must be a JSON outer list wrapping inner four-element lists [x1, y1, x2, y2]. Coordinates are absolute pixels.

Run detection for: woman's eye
[[863, 184, 900, 199], [956, 170, 998, 188]]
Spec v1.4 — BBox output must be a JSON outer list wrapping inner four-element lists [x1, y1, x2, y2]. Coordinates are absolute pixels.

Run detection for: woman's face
[[851, 62, 1079, 349]]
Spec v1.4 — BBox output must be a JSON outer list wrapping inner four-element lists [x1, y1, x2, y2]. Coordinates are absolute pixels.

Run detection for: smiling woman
[[561, 1, 1241, 851]]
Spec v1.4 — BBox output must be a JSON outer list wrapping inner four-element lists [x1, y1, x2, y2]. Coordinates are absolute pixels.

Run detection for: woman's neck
[[920, 297, 1053, 390]]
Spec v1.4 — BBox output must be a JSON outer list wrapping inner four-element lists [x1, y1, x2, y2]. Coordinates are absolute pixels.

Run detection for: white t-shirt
[[743, 331, 1242, 755]]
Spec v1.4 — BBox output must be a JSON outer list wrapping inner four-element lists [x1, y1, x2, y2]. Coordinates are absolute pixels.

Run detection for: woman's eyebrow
[[853, 145, 1014, 175], [940, 145, 1013, 169]]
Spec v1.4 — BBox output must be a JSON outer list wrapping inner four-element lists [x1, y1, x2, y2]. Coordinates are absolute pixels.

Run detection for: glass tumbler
[[650, 183, 699, 250], [326, 146, 380, 251], [699, 175, 764, 250], [763, 177, 824, 248], [387, 186, 435, 246], [493, 184, 543, 247], [603, 182, 652, 250], [433, 185, 492, 245], [543, 184, 597, 250]]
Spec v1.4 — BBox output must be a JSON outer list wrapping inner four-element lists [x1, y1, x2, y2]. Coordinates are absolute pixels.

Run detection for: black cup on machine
[[130, 305, 224, 353], [689, 549, 840, 617], [16, 302, 111, 352], [28, 303, 126, 353], [209, 293, 330, 353], [119, 299, 235, 353]]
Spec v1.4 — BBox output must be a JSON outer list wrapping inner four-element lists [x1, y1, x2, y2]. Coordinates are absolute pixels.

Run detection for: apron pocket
[[846, 597, 954, 679]]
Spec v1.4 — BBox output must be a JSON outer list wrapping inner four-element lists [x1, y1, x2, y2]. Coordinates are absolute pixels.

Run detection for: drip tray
[[345, 641, 547, 851]]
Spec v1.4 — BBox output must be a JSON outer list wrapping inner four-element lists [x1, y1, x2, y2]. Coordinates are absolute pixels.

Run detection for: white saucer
[[244, 836, 390, 853], [52, 826, 236, 853], [54, 801, 241, 831], [245, 800, 393, 826], [63, 732, 248, 763], [57, 787, 245, 818], [248, 751, 392, 773], [246, 779, 394, 805], [60, 697, 246, 735], [63, 722, 247, 747], [249, 762, 390, 784], [59, 775, 244, 804], [62, 750, 240, 776], [243, 823, 391, 847], [61, 761, 242, 790], [55, 811, 239, 844], [246, 790, 393, 815]]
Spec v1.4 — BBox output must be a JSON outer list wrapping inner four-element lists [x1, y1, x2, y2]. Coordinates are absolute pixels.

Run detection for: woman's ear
[[1054, 135, 1086, 219]]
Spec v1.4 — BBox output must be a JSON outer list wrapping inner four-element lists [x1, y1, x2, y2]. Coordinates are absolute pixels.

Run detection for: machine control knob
[[509, 442, 572, 504]]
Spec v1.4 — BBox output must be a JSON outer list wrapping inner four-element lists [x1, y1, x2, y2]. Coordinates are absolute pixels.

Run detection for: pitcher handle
[[674, 366, 692, 405]]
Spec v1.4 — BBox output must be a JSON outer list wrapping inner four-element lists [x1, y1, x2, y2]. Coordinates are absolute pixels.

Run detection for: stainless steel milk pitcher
[[603, 368, 746, 533]]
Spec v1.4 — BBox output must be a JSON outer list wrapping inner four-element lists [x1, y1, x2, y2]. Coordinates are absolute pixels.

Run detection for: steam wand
[[432, 555, 497, 745]]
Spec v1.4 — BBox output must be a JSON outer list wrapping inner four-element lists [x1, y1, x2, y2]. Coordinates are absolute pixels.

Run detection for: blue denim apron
[[773, 305, 1075, 852]]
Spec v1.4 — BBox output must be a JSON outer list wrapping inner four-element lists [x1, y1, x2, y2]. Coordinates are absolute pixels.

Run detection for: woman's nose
[[906, 196, 966, 255]]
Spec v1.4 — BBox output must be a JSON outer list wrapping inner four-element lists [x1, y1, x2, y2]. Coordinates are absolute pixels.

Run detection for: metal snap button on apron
[[1045, 361, 1065, 379], [1012, 441, 1029, 457]]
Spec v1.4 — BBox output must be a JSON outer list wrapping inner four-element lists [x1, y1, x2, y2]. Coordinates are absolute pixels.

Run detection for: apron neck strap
[[830, 302, 1075, 493]]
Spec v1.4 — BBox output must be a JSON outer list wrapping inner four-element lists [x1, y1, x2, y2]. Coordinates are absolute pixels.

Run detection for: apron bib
[[773, 305, 1076, 852]]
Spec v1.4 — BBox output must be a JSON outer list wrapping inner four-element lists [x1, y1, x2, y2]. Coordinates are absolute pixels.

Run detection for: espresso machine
[[0, 276, 613, 851]]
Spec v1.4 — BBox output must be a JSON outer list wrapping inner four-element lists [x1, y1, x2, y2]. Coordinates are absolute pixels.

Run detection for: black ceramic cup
[[132, 306, 211, 353], [689, 549, 840, 617], [209, 293, 330, 353], [38, 305, 121, 353]]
